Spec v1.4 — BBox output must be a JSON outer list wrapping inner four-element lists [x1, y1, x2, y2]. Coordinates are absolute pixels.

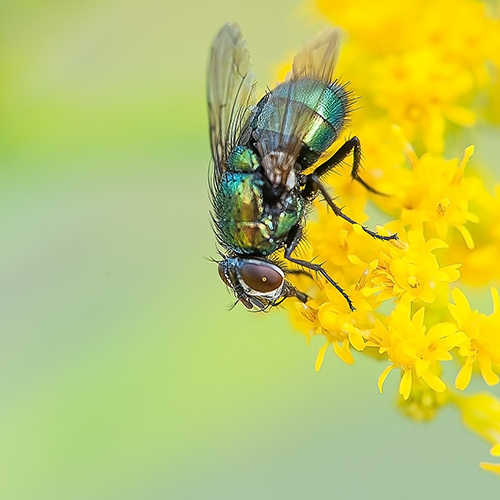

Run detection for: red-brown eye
[[240, 262, 283, 293]]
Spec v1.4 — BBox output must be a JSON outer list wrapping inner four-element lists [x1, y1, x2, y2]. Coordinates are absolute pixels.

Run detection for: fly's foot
[[358, 225, 398, 242]]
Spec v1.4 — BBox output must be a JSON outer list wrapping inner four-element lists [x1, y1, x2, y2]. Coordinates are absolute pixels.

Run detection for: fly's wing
[[207, 23, 256, 183], [254, 29, 341, 188], [292, 28, 340, 83]]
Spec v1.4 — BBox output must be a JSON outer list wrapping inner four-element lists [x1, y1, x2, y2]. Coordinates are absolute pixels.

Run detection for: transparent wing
[[254, 29, 342, 186], [291, 28, 340, 84], [207, 23, 256, 180]]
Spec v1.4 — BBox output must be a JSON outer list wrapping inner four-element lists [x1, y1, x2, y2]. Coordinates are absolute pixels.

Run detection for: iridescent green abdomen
[[215, 171, 305, 255], [256, 79, 349, 167]]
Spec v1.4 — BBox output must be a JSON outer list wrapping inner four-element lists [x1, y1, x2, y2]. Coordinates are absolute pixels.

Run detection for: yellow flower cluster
[[284, 0, 500, 474]]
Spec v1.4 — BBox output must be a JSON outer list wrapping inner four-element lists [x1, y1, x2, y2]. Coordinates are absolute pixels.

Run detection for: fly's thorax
[[271, 189, 306, 239], [218, 257, 286, 310], [260, 150, 296, 189], [216, 172, 264, 223], [226, 146, 259, 172], [215, 171, 275, 255], [214, 171, 305, 256]]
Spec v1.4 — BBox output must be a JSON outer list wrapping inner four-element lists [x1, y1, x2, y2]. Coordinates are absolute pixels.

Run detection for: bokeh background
[[1, 0, 499, 499]]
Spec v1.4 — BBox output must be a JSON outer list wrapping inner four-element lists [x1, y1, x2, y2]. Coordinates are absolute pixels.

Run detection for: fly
[[207, 23, 397, 311]]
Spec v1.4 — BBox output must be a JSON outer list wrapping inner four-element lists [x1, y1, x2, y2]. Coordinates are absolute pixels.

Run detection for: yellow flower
[[280, 0, 500, 474], [370, 49, 474, 152], [368, 297, 465, 399], [449, 288, 500, 389], [318, 0, 500, 154], [480, 444, 500, 475], [452, 392, 500, 474], [449, 393, 500, 474], [305, 199, 374, 283], [383, 134, 480, 249], [446, 185, 500, 286], [314, 287, 374, 367], [452, 392, 500, 444], [397, 376, 449, 422], [290, 285, 374, 369], [362, 229, 460, 304], [319, 0, 500, 67]]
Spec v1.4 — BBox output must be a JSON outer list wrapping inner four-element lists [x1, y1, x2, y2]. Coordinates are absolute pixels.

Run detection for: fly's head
[[217, 256, 306, 311]]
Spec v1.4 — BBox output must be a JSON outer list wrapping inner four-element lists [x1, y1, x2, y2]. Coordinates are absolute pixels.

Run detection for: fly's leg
[[286, 269, 314, 279], [275, 285, 308, 307], [304, 174, 397, 241], [282, 270, 313, 304], [284, 224, 355, 311], [292, 289, 309, 303], [311, 136, 386, 196]]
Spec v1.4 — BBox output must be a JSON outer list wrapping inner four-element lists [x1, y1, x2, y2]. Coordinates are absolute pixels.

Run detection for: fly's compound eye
[[218, 263, 230, 287], [240, 262, 283, 293]]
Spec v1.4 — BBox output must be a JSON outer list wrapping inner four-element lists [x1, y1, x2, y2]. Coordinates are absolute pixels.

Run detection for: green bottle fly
[[207, 23, 397, 311]]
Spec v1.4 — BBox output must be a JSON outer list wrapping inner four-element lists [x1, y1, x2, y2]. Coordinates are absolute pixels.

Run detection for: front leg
[[284, 224, 355, 311], [304, 174, 398, 242]]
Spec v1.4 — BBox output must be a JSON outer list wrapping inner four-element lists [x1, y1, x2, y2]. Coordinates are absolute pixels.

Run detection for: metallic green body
[[214, 81, 347, 256], [226, 146, 259, 172], [215, 171, 305, 255]]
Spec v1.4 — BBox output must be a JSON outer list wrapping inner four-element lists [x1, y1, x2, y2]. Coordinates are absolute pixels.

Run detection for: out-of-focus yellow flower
[[481, 444, 500, 475], [397, 378, 449, 422], [445, 183, 500, 286], [370, 50, 474, 152], [452, 392, 500, 475], [318, 0, 500, 148], [453, 392, 500, 444]]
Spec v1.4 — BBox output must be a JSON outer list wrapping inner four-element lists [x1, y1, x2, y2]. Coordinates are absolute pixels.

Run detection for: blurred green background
[[1, 0, 499, 499]]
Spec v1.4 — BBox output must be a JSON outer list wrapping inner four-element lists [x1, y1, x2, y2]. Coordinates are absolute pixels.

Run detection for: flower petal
[[378, 365, 395, 394], [478, 355, 500, 386], [399, 370, 412, 400], [480, 462, 500, 475], [422, 372, 446, 392], [333, 340, 355, 365], [455, 360, 473, 390], [349, 330, 366, 351], [315, 342, 330, 372]]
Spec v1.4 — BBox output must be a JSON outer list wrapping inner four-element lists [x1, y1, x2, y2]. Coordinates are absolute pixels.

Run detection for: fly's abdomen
[[257, 79, 350, 167]]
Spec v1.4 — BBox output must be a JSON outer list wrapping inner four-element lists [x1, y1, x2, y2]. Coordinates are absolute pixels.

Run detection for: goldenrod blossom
[[282, 0, 500, 475], [481, 444, 500, 475], [452, 392, 500, 475], [367, 297, 464, 399], [452, 392, 500, 444], [397, 377, 449, 422], [384, 138, 480, 249], [448, 288, 500, 389], [362, 229, 461, 304]]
